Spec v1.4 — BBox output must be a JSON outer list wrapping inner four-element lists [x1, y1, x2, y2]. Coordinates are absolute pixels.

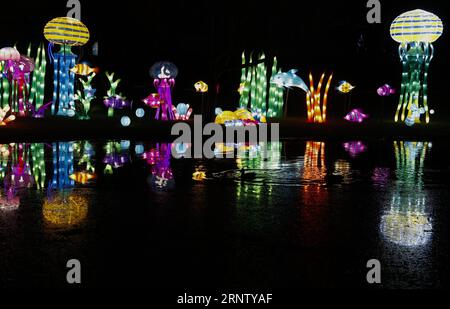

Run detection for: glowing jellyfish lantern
[[149, 61, 178, 120], [44, 17, 90, 116], [390, 9, 443, 125]]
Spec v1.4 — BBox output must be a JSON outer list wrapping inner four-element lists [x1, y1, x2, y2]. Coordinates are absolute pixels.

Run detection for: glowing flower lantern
[[306, 72, 333, 123], [390, 9, 443, 125], [44, 17, 90, 116], [148, 61, 178, 120]]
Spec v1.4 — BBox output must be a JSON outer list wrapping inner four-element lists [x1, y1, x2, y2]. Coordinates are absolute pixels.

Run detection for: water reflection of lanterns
[[43, 191, 88, 228], [69, 172, 96, 184], [192, 168, 207, 181], [143, 144, 174, 190], [49, 142, 74, 190], [380, 141, 432, 247], [343, 141, 367, 158], [302, 141, 326, 182], [103, 141, 129, 174]]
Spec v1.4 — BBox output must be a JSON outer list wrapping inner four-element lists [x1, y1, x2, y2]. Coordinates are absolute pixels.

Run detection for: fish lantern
[[149, 61, 178, 121], [344, 109, 368, 123], [377, 84, 396, 97], [44, 17, 90, 116], [390, 9, 443, 125], [194, 81, 208, 93], [143, 93, 162, 109], [336, 81, 355, 94]]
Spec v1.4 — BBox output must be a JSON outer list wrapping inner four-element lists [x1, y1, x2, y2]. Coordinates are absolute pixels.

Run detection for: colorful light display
[[27, 43, 48, 117], [306, 72, 333, 123], [0, 47, 39, 116], [44, 17, 90, 117], [239, 52, 284, 118], [390, 9, 443, 125]]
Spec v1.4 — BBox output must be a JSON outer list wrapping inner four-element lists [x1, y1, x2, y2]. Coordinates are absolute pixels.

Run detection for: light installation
[[0, 47, 41, 116], [148, 61, 178, 121], [104, 72, 130, 117], [44, 17, 90, 116], [74, 72, 96, 119], [380, 141, 432, 247], [390, 9, 443, 125], [306, 72, 333, 123], [27, 43, 48, 117], [239, 52, 284, 118]]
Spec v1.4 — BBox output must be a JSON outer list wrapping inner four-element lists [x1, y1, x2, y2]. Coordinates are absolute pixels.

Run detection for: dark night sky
[[1, 0, 449, 119]]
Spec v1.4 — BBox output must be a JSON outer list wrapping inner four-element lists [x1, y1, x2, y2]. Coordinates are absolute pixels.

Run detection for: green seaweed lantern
[[238, 52, 284, 118], [390, 9, 443, 125], [74, 73, 96, 119]]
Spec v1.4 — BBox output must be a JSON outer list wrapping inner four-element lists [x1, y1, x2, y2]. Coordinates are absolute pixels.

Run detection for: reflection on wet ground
[[0, 139, 449, 288]]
